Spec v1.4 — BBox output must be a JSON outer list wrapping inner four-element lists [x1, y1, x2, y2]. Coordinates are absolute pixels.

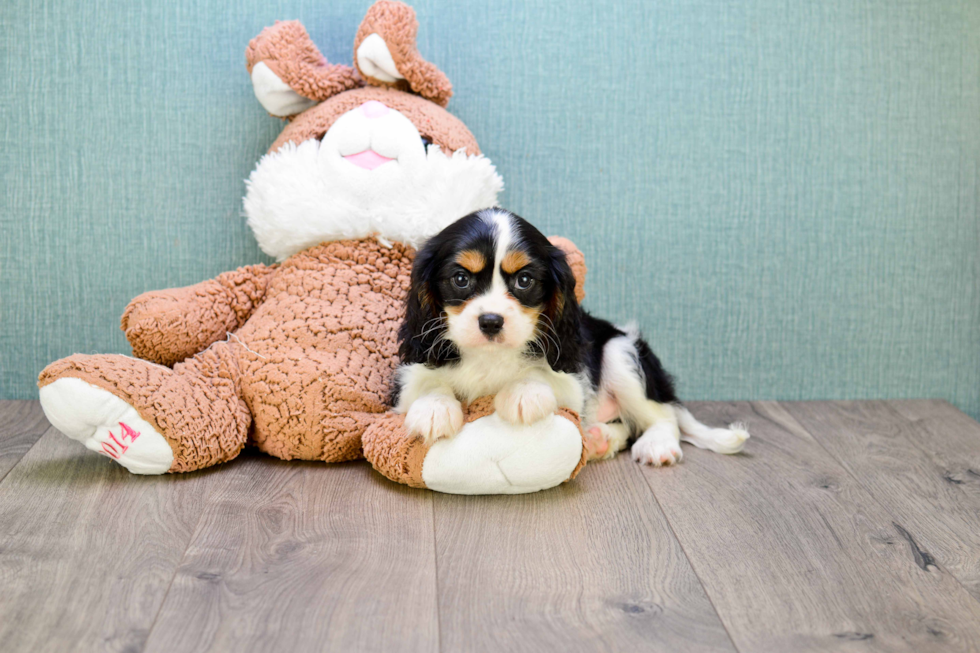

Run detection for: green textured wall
[[2, 0, 978, 417]]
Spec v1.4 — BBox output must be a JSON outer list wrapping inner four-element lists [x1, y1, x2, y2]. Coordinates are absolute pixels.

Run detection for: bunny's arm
[[120, 264, 278, 366]]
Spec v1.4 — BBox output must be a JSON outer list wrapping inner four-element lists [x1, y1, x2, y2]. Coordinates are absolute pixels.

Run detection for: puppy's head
[[399, 208, 582, 372]]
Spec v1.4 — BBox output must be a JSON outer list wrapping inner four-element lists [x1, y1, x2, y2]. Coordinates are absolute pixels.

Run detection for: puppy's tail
[[674, 404, 749, 454]]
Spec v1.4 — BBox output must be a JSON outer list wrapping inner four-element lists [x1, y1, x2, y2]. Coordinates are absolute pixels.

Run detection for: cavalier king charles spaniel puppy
[[393, 208, 748, 465]]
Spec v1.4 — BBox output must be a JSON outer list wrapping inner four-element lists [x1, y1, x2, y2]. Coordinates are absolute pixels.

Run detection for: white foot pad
[[39, 378, 174, 475]]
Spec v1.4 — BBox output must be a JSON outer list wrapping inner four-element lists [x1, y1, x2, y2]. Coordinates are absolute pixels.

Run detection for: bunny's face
[[243, 2, 502, 261], [270, 86, 480, 162]]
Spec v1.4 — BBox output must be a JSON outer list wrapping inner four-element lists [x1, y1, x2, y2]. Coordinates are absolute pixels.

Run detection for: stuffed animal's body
[[38, 1, 589, 493], [41, 240, 411, 471]]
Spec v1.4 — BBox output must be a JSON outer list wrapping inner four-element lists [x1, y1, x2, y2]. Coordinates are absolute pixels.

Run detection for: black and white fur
[[393, 208, 748, 465]]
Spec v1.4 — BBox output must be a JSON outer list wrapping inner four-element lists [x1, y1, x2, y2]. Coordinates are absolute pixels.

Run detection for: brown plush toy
[[38, 1, 591, 494]]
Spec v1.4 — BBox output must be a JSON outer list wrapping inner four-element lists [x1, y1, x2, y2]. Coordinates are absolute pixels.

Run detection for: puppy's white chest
[[445, 349, 587, 415], [447, 349, 535, 401]]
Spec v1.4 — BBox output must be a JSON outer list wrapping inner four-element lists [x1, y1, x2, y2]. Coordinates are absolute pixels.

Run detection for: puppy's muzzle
[[478, 313, 504, 338]]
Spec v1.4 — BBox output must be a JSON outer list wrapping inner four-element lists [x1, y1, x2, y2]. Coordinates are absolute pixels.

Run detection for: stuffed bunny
[[38, 1, 589, 494]]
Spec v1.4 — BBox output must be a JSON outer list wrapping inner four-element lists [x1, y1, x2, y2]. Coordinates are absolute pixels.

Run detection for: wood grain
[[142, 455, 439, 653], [432, 453, 736, 653], [888, 401, 980, 507], [7, 400, 980, 652], [0, 427, 219, 652], [0, 401, 50, 482], [641, 401, 980, 652], [784, 400, 980, 602]]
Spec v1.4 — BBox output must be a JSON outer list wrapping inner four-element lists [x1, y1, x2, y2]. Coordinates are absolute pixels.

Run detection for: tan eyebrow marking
[[501, 250, 531, 274], [456, 250, 486, 273]]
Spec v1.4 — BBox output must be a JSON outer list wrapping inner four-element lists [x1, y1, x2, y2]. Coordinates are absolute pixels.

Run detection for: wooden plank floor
[[1, 400, 979, 653]]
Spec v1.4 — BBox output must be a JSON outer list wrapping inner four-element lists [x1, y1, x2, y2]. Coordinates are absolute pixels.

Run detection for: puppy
[[393, 208, 748, 465]]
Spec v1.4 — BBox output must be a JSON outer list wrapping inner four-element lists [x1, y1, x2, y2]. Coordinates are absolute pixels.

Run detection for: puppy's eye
[[452, 271, 470, 288], [515, 272, 534, 290], [421, 136, 432, 148]]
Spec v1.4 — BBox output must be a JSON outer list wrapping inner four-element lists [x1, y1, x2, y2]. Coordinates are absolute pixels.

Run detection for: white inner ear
[[356, 33, 405, 83], [251, 62, 318, 117]]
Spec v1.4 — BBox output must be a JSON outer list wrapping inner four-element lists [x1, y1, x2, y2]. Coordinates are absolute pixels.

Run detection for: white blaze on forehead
[[478, 208, 514, 295]]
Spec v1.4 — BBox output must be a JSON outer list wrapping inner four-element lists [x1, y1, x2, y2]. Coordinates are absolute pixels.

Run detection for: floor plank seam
[[140, 474, 230, 651], [632, 462, 744, 653], [140, 557, 183, 652], [430, 495, 442, 653], [785, 402, 980, 610], [0, 424, 52, 486]]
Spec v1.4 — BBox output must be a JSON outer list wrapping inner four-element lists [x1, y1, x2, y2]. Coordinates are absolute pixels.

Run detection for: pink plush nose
[[360, 101, 389, 119]]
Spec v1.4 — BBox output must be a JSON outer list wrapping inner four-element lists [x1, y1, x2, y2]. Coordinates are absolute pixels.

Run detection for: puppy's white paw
[[632, 423, 683, 467], [405, 395, 464, 445], [495, 381, 558, 426]]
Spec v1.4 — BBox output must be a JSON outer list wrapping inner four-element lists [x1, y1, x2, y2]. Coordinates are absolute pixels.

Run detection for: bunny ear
[[353, 1, 453, 107], [246, 21, 362, 116]]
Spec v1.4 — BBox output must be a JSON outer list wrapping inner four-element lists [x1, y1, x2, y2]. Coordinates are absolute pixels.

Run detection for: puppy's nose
[[360, 100, 389, 119], [478, 313, 504, 337]]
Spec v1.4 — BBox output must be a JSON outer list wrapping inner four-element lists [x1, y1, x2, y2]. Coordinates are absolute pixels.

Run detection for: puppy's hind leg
[[584, 421, 630, 461], [596, 331, 683, 465]]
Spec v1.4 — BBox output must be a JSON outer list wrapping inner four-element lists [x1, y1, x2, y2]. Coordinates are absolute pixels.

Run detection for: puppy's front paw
[[405, 395, 464, 445], [495, 381, 558, 425], [632, 423, 683, 466]]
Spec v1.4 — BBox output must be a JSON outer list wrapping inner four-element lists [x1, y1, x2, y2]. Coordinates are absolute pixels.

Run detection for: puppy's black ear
[[398, 239, 448, 366], [543, 246, 583, 374]]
